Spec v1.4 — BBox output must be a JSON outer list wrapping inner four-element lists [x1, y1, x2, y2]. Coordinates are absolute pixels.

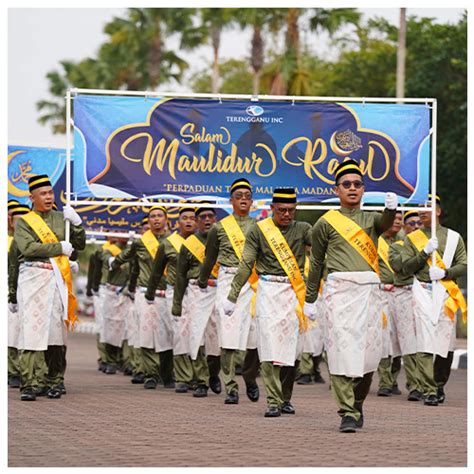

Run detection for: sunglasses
[[274, 207, 297, 215], [337, 180, 364, 189], [406, 220, 422, 227], [233, 192, 252, 200]]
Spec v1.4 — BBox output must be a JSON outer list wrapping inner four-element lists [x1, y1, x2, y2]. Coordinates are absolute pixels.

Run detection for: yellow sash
[[21, 211, 77, 328], [408, 230, 467, 323], [8, 235, 13, 252], [221, 214, 259, 317], [378, 236, 394, 273], [257, 218, 308, 331], [102, 241, 122, 257], [322, 210, 380, 274], [167, 232, 185, 253], [183, 234, 220, 278], [141, 230, 159, 260]]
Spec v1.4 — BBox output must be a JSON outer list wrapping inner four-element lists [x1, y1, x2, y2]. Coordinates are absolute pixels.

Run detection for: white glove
[[384, 192, 398, 210], [8, 303, 18, 313], [108, 256, 115, 271], [223, 298, 236, 317], [62, 205, 82, 226], [429, 266, 446, 281], [423, 237, 438, 255], [303, 301, 317, 320], [60, 241, 73, 257], [69, 260, 79, 274]]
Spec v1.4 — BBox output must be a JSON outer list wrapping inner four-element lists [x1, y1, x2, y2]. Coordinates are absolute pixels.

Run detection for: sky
[[7, 6, 466, 148]]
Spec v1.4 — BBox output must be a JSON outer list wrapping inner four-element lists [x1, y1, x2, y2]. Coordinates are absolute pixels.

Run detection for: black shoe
[[131, 373, 145, 384], [339, 416, 358, 433], [47, 387, 62, 399], [58, 382, 67, 395], [437, 387, 446, 404], [392, 384, 402, 395], [104, 365, 117, 375], [193, 385, 208, 398], [281, 402, 295, 414], [224, 390, 239, 404], [264, 406, 281, 417], [377, 387, 392, 397], [144, 379, 157, 389], [163, 380, 176, 389], [297, 374, 314, 385], [8, 376, 21, 388], [209, 376, 222, 394], [34, 386, 49, 397], [123, 365, 134, 376], [408, 389, 423, 401], [424, 394, 439, 406], [246, 384, 259, 402], [175, 383, 189, 393], [313, 373, 326, 384], [20, 389, 36, 401], [98, 361, 107, 372]]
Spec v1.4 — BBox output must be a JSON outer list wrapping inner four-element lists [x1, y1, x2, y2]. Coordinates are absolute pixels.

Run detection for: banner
[[8, 146, 224, 232], [73, 95, 431, 204]]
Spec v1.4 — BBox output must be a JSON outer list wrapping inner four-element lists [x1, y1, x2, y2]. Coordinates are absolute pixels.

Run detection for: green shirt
[[227, 219, 312, 303], [146, 234, 185, 300], [198, 214, 255, 287], [400, 225, 467, 283], [112, 231, 170, 288], [8, 239, 21, 304], [97, 242, 130, 286], [14, 209, 86, 262], [306, 208, 396, 302], [172, 232, 209, 316], [86, 249, 101, 295], [389, 240, 413, 286]]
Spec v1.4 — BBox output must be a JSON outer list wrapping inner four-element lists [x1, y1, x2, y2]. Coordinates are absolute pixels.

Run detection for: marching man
[[304, 160, 397, 432], [14, 175, 85, 400], [225, 188, 312, 417]]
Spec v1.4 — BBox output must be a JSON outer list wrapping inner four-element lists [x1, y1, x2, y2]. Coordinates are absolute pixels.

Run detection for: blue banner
[[8, 145, 228, 232], [73, 96, 431, 204]]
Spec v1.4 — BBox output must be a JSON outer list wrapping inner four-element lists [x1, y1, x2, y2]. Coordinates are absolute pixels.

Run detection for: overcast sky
[[7, 7, 465, 148]]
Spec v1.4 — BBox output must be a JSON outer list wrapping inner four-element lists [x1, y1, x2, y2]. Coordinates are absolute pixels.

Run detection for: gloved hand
[[62, 205, 82, 226], [60, 241, 73, 257], [423, 237, 438, 255], [108, 256, 115, 271], [384, 192, 398, 210], [223, 298, 236, 317], [429, 266, 446, 281], [303, 301, 317, 320], [69, 260, 79, 274], [8, 303, 18, 313], [145, 295, 155, 305]]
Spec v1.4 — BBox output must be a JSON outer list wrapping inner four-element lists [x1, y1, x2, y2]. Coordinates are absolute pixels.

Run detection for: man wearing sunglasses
[[304, 159, 397, 433], [198, 178, 260, 405], [388, 210, 424, 402], [225, 188, 312, 418], [400, 195, 467, 406]]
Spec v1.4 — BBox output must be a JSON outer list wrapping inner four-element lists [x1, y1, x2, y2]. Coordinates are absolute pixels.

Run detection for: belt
[[189, 278, 217, 287], [23, 261, 53, 270], [260, 275, 290, 283], [138, 286, 166, 298]]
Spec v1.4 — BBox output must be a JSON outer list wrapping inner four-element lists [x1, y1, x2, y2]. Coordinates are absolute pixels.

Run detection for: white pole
[[65, 89, 71, 242], [70, 87, 435, 104], [431, 100, 438, 293]]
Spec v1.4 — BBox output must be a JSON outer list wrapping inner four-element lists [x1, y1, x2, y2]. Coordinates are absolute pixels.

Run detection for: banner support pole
[[431, 99, 438, 306], [65, 89, 72, 243]]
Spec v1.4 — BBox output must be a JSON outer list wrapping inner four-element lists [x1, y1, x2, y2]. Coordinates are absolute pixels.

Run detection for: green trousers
[[131, 347, 144, 374], [403, 354, 421, 392], [377, 357, 394, 389], [260, 361, 297, 408], [104, 343, 121, 366], [242, 348, 260, 388], [8, 347, 20, 378], [96, 334, 107, 365], [141, 347, 161, 383], [192, 346, 209, 387], [159, 349, 174, 384], [20, 346, 66, 392], [121, 340, 133, 369], [434, 351, 454, 389], [330, 372, 373, 422], [415, 352, 437, 396], [174, 354, 193, 384], [391, 356, 401, 385], [207, 354, 221, 379], [221, 349, 238, 394]]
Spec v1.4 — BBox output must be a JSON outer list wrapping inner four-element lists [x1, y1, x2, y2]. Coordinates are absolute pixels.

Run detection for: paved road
[[8, 332, 467, 467]]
